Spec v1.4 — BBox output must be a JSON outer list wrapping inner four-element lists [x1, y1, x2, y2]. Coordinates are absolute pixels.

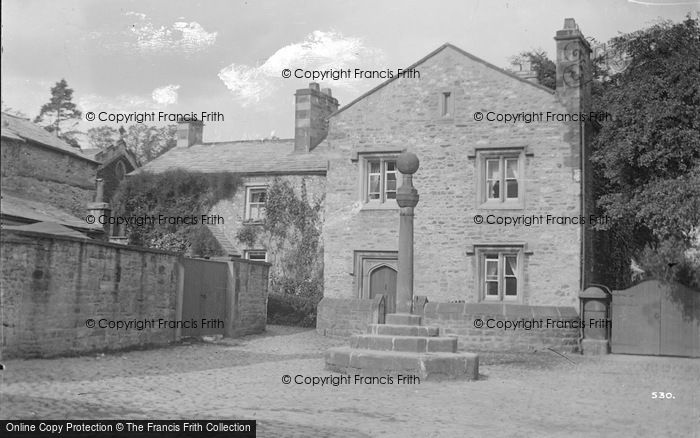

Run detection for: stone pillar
[[87, 178, 111, 237], [395, 152, 420, 314]]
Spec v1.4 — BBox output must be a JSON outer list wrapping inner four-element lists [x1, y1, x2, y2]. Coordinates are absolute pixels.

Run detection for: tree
[[87, 126, 120, 149], [591, 17, 700, 288], [34, 79, 83, 147], [122, 124, 177, 163]]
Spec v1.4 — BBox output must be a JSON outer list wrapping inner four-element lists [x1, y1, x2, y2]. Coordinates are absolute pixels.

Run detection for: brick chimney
[[554, 18, 592, 113], [294, 83, 339, 153], [176, 120, 204, 148]]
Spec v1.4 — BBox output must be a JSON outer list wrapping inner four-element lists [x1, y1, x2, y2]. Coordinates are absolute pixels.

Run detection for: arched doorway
[[369, 265, 397, 314]]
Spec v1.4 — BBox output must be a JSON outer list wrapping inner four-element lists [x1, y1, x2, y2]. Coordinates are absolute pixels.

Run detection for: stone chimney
[[294, 82, 339, 153], [512, 59, 538, 84], [176, 120, 204, 148], [554, 18, 592, 113]]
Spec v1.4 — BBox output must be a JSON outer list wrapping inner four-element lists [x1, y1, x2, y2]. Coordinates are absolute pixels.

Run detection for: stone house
[[0, 112, 104, 238], [315, 19, 596, 347], [136, 85, 338, 267], [139, 19, 596, 350], [1, 112, 143, 240]]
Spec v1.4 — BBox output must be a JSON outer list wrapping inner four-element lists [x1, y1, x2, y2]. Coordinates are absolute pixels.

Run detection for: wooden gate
[[611, 280, 700, 357], [181, 258, 229, 337]]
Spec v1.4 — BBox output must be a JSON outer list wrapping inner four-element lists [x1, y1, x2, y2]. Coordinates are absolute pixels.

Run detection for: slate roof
[[2, 221, 91, 239], [136, 139, 328, 175], [0, 193, 102, 232], [0, 112, 99, 164]]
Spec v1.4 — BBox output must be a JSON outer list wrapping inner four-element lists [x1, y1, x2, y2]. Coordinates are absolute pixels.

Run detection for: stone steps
[[325, 346, 478, 380], [350, 334, 457, 353], [367, 324, 440, 337], [325, 312, 479, 380]]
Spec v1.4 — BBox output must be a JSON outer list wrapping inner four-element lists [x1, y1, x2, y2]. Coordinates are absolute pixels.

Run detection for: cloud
[[117, 12, 217, 54], [152, 85, 180, 106], [218, 30, 384, 106]]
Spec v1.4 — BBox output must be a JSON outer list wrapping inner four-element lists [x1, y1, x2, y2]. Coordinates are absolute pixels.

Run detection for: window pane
[[505, 277, 517, 296], [487, 159, 499, 180], [505, 256, 517, 275], [506, 180, 518, 198], [385, 161, 396, 172], [485, 258, 498, 278], [506, 159, 518, 178], [488, 181, 500, 199], [369, 174, 380, 199], [486, 281, 498, 296], [369, 161, 380, 174]]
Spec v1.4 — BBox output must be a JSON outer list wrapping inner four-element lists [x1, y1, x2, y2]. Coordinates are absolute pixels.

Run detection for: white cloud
[[125, 12, 217, 54], [152, 84, 180, 106], [218, 64, 272, 106], [218, 30, 384, 106]]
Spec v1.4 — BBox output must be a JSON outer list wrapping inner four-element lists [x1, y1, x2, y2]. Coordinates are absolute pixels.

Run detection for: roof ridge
[[330, 42, 554, 117]]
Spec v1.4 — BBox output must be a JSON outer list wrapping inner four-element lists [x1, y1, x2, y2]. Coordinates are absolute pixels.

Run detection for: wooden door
[[370, 266, 397, 314], [182, 258, 227, 337]]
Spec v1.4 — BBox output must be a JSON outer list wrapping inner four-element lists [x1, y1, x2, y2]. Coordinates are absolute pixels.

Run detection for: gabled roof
[[84, 140, 140, 169], [0, 112, 99, 164], [136, 139, 328, 175], [332, 43, 555, 117], [0, 193, 102, 232]]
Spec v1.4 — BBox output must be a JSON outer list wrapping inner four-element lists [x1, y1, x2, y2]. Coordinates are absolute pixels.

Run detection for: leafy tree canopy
[[591, 16, 700, 287], [34, 79, 83, 148]]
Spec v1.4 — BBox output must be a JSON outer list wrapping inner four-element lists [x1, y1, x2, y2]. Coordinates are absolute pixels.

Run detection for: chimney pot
[[309, 82, 320, 92], [322, 88, 332, 97]]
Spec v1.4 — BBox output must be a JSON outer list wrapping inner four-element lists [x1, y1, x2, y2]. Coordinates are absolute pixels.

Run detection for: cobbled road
[[1, 325, 698, 437]]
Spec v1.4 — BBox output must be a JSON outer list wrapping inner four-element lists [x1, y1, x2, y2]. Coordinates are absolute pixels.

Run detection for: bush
[[266, 293, 319, 327]]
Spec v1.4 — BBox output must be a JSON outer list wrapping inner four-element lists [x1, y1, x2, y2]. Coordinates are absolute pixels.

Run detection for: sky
[[2, 0, 698, 145]]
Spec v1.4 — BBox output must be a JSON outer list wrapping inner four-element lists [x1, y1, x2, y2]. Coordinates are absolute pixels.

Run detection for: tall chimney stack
[[176, 120, 204, 148], [554, 18, 591, 113], [294, 82, 339, 153]]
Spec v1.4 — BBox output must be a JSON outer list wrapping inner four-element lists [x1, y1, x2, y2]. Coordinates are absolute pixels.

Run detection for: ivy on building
[[236, 177, 324, 303], [111, 169, 240, 256]]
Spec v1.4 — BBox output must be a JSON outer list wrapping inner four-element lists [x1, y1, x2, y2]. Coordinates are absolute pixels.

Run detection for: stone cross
[[395, 152, 420, 314]]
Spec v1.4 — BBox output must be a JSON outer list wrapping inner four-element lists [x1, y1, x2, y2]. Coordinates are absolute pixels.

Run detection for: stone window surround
[[244, 184, 268, 223], [352, 150, 404, 211], [352, 250, 398, 299], [468, 146, 533, 210], [439, 88, 455, 118], [467, 243, 533, 303]]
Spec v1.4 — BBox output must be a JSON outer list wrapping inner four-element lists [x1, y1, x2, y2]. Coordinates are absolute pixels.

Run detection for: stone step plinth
[[350, 334, 457, 353], [367, 324, 439, 337], [325, 346, 478, 381], [385, 313, 422, 326]]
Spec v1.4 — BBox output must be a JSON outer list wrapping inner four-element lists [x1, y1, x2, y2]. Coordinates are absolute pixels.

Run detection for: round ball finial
[[397, 152, 419, 174]]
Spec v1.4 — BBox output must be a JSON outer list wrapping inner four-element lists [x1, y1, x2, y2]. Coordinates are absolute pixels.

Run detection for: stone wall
[[322, 45, 585, 308], [317, 298, 580, 352], [1, 229, 269, 358], [419, 302, 580, 353], [316, 296, 385, 337], [1, 138, 98, 218], [227, 259, 269, 337]]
